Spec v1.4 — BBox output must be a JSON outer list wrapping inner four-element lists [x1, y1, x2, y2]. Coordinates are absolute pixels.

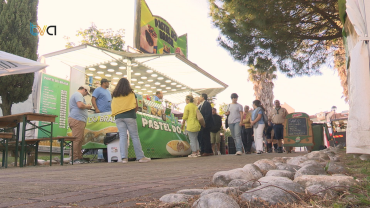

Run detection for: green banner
[[136, 113, 190, 158], [137, 0, 188, 57], [72, 112, 191, 158], [38, 74, 70, 137]]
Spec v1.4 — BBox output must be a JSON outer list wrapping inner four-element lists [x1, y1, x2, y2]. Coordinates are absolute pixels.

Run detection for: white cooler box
[[107, 139, 121, 162]]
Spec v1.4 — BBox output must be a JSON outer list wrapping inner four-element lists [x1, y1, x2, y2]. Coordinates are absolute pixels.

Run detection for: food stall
[[32, 0, 228, 159], [34, 44, 227, 159]]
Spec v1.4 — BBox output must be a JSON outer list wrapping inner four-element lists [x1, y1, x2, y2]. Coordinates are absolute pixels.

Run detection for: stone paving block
[[3, 192, 42, 199], [97, 187, 140, 196], [109, 201, 140, 207], [75, 195, 123, 207], [15, 201, 63, 208], [32, 191, 81, 201], [0, 199, 36, 208], [54, 193, 107, 204], [0, 152, 306, 207]]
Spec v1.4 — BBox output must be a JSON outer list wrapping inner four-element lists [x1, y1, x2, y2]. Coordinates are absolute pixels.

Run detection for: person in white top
[[225, 93, 244, 155]]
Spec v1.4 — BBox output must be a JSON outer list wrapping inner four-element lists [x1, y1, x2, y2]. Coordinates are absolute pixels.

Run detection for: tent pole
[[127, 59, 132, 83]]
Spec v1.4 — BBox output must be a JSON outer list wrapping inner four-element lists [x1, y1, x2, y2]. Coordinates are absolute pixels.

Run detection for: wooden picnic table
[[0, 112, 57, 167]]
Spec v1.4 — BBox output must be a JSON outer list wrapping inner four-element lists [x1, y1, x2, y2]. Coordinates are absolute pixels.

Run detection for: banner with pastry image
[[68, 111, 190, 158], [135, 0, 187, 57]]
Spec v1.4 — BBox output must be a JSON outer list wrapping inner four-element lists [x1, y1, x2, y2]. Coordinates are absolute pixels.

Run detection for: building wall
[[281, 102, 295, 114]]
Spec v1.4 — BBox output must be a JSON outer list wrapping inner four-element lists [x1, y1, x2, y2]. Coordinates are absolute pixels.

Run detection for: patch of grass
[[327, 150, 370, 207]]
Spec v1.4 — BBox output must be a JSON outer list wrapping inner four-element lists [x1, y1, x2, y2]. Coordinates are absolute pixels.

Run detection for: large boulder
[[177, 189, 205, 195], [37, 159, 46, 166], [53, 156, 61, 163], [286, 156, 308, 166], [298, 160, 320, 167], [294, 175, 358, 191], [322, 147, 340, 154], [228, 179, 260, 192], [326, 162, 347, 175], [305, 184, 338, 198], [306, 151, 330, 161], [242, 164, 264, 179], [294, 164, 326, 179], [329, 154, 341, 162], [265, 170, 295, 180], [159, 194, 192, 203], [275, 163, 301, 173], [325, 151, 336, 157], [272, 157, 292, 163], [359, 154, 370, 161], [212, 166, 262, 187], [200, 187, 239, 197], [253, 159, 277, 175], [240, 176, 304, 205], [63, 158, 71, 164], [193, 192, 240, 208], [46, 160, 58, 164]]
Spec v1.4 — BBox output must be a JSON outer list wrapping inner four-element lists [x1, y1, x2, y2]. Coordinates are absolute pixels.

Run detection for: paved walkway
[[0, 152, 305, 208]]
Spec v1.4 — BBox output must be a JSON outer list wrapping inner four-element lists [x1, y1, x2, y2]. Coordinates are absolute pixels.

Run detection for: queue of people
[[69, 80, 287, 163], [68, 78, 151, 164], [182, 92, 289, 157]]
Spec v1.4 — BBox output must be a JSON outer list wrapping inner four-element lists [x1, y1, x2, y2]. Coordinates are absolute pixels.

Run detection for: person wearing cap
[[154, 91, 163, 102], [92, 78, 112, 113], [68, 85, 92, 163]]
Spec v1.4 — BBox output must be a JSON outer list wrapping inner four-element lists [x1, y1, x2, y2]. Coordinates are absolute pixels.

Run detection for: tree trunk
[[0, 95, 12, 116]]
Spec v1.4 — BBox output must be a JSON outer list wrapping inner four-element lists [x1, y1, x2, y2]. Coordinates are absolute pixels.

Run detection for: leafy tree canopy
[[65, 23, 125, 51], [0, 0, 38, 116], [209, 0, 342, 77]]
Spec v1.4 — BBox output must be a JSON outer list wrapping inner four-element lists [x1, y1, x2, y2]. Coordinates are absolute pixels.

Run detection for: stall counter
[[68, 111, 191, 158]]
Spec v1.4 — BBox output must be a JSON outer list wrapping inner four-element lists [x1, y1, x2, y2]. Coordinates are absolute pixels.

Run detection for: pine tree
[[0, 0, 39, 116], [209, 0, 342, 77], [247, 63, 276, 119]]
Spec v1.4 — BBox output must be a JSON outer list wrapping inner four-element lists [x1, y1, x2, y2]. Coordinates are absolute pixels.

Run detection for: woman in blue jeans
[[111, 78, 151, 163]]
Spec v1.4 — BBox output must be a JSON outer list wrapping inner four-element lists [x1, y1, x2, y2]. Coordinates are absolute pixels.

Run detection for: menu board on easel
[[287, 118, 308, 136], [283, 112, 313, 148], [38, 74, 70, 137]]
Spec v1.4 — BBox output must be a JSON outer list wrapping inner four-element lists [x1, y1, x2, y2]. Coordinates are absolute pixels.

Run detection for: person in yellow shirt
[[241, 105, 253, 154], [182, 95, 201, 157], [111, 78, 151, 163]]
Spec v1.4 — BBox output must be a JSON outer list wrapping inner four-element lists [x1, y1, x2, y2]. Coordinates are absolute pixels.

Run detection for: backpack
[[257, 107, 269, 127]]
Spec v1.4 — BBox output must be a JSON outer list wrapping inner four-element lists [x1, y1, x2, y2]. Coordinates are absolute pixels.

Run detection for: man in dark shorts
[[264, 119, 274, 153], [271, 100, 288, 153]]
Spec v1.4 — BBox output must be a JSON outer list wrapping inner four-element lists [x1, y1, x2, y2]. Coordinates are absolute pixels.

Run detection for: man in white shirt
[[225, 93, 244, 155]]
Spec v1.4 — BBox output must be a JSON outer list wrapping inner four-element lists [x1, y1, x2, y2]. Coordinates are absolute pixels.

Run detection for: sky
[[36, 0, 349, 116]]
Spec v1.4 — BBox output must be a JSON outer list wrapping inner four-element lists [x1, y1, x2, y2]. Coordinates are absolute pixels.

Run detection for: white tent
[[0, 51, 47, 76], [345, 0, 370, 154], [38, 45, 228, 105]]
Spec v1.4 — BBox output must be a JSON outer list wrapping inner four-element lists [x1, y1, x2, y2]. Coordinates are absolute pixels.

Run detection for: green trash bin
[[311, 123, 330, 151]]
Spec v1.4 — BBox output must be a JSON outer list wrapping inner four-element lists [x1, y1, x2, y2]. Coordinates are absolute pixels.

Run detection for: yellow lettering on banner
[[153, 121, 159, 130], [142, 118, 148, 127]]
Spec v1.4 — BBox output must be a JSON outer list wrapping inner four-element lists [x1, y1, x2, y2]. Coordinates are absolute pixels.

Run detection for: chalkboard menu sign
[[287, 118, 308, 136]]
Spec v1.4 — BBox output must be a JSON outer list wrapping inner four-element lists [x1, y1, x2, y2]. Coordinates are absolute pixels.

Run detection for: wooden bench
[[7, 136, 77, 166], [0, 132, 14, 168]]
